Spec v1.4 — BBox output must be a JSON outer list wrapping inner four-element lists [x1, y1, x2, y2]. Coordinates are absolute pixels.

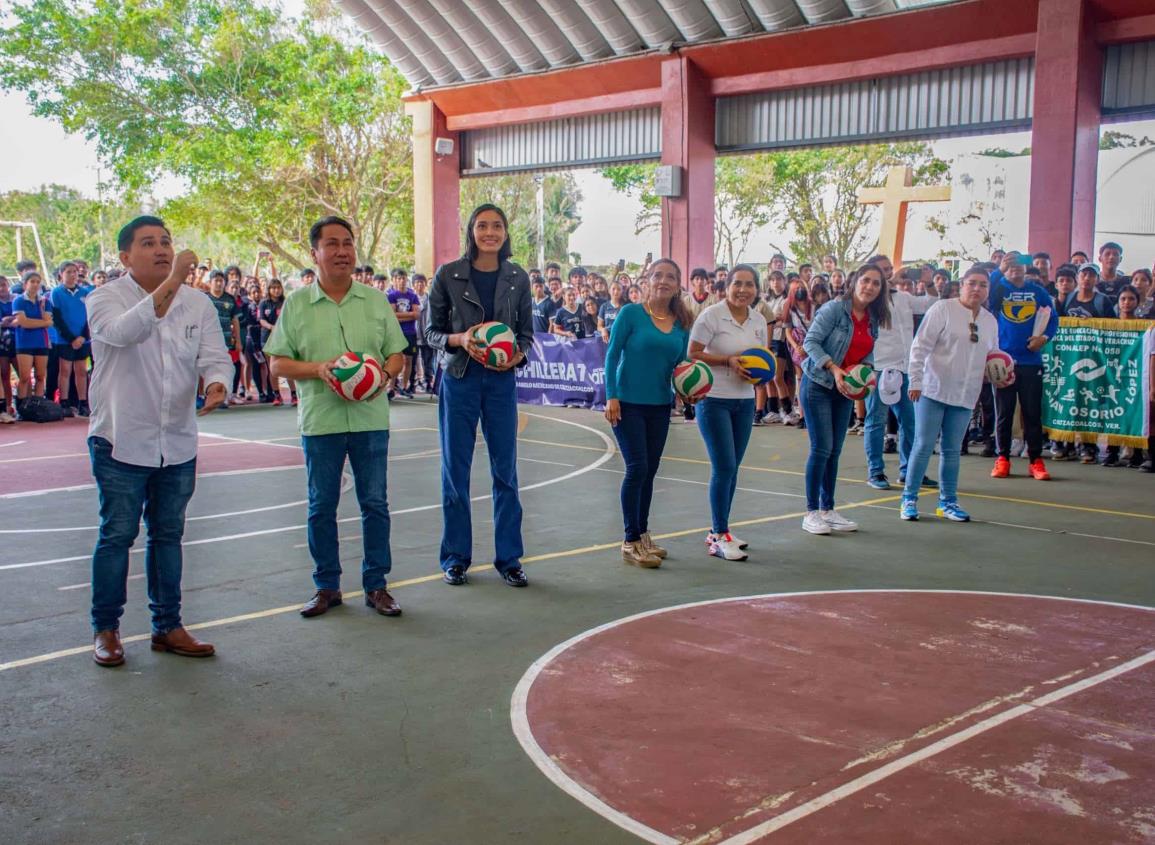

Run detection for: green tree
[[460, 173, 583, 269], [602, 143, 948, 267], [0, 0, 413, 269], [0, 185, 137, 271]]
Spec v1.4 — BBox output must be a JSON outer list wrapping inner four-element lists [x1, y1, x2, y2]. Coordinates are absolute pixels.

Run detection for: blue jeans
[[865, 370, 916, 479], [613, 402, 671, 541], [89, 436, 196, 634], [438, 364, 523, 573], [301, 430, 392, 591], [903, 397, 970, 503], [696, 397, 755, 534], [799, 376, 853, 512]]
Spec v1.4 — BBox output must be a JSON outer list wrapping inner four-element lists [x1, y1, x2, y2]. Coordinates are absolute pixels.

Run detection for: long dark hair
[[648, 258, 693, 331], [464, 203, 512, 263], [845, 263, 891, 330]]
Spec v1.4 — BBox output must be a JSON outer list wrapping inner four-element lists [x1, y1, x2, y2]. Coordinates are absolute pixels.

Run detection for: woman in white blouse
[[689, 265, 768, 561], [901, 266, 1001, 523]]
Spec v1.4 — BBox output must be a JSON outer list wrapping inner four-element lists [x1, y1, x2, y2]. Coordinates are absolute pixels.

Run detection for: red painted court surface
[[0, 419, 301, 495], [514, 591, 1155, 844]]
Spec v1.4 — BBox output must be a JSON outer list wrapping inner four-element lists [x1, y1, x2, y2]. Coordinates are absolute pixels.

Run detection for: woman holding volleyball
[[604, 259, 693, 568], [425, 204, 533, 588], [799, 264, 891, 535], [901, 266, 999, 522], [689, 265, 768, 561]]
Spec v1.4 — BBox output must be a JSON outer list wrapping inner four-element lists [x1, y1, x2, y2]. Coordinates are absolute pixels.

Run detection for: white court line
[[0, 439, 26, 449], [510, 590, 1155, 845], [716, 647, 1155, 844], [0, 463, 306, 502], [1, 412, 616, 571], [59, 574, 142, 592], [859, 505, 1155, 548], [594, 467, 806, 500]]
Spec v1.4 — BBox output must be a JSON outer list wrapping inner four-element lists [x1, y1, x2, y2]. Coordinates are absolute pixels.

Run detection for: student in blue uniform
[[11, 271, 53, 415]]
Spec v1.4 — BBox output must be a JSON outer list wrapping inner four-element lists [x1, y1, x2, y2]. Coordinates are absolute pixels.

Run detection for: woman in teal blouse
[[604, 258, 692, 568]]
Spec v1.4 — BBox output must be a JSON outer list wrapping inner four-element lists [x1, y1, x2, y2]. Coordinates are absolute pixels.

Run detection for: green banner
[[1042, 318, 1153, 447]]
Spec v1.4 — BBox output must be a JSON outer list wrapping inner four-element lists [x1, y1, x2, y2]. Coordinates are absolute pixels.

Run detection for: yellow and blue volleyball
[[843, 363, 877, 399], [672, 360, 714, 401], [735, 346, 777, 385]]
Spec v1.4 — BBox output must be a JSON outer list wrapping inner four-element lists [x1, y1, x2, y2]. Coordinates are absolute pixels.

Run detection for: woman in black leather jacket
[[425, 203, 533, 588]]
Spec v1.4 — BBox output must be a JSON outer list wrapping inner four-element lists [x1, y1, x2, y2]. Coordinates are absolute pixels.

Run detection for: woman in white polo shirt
[[901, 266, 1000, 523], [689, 265, 768, 561]]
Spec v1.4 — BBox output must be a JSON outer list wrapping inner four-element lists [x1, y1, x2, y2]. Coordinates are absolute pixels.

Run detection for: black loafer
[[443, 565, 468, 586], [501, 567, 528, 588]]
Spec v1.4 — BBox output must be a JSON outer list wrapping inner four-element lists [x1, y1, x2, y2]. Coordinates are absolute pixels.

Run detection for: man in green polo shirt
[[265, 216, 408, 619]]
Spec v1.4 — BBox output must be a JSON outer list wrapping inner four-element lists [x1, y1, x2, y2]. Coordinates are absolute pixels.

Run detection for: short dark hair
[[1055, 264, 1078, 280], [771, 253, 786, 262], [799, 263, 813, 271], [412, 273, 427, 282], [528, 268, 541, 275], [1099, 241, 1123, 255], [1032, 252, 1051, 261], [390, 268, 407, 278], [531, 277, 545, 286], [15, 259, 36, 273], [1025, 266, 1041, 277], [301, 268, 316, 277], [117, 215, 169, 252], [373, 274, 388, 282], [867, 254, 891, 265], [309, 216, 355, 249], [730, 263, 760, 287], [362, 264, 374, 275], [690, 267, 709, 280], [209, 270, 225, 281], [224, 264, 241, 278], [1071, 251, 1089, 262], [56, 260, 77, 277], [568, 266, 587, 278], [545, 262, 561, 272]]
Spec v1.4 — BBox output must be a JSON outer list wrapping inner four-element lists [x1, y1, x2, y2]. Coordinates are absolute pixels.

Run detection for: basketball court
[[2, 400, 1154, 843]]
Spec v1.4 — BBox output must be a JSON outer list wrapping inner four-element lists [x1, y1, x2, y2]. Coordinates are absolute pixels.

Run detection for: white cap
[[879, 367, 904, 406]]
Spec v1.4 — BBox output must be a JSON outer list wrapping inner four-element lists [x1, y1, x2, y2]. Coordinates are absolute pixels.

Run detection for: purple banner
[[517, 332, 607, 410]]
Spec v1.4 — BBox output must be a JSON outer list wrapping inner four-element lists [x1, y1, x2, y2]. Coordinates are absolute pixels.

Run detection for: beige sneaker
[[621, 541, 661, 568], [640, 531, 668, 559]]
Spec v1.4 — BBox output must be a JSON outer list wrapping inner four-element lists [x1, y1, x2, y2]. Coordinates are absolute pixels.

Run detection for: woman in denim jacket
[[799, 264, 890, 536]]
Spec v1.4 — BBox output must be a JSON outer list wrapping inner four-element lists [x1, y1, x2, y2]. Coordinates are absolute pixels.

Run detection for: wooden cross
[[857, 165, 951, 266]]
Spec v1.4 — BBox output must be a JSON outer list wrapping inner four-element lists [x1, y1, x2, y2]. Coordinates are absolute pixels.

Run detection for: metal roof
[[337, 0, 962, 91]]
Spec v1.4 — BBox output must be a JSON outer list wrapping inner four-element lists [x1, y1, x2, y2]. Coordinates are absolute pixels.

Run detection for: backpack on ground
[[18, 396, 65, 423]]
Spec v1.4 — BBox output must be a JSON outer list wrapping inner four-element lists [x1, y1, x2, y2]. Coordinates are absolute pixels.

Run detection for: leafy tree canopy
[[0, 0, 413, 269]]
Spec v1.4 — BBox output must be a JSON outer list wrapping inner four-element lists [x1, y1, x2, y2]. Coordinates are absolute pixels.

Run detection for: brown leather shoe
[[365, 589, 401, 617], [300, 589, 342, 618], [93, 630, 125, 667], [150, 627, 215, 658]]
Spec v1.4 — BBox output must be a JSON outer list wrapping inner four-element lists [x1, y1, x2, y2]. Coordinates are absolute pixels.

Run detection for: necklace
[[645, 303, 673, 321]]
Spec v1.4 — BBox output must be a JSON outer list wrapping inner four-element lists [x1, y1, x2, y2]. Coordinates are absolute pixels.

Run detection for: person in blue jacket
[[603, 258, 693, 568], [987, 252, 1059, 480], [799, 264, 890, 536], [50, 260, 92, 417]]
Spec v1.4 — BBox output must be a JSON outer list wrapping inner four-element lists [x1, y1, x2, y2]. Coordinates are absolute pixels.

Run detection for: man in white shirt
[[86, 216, 232, 668], [863, 254, 937, 490]]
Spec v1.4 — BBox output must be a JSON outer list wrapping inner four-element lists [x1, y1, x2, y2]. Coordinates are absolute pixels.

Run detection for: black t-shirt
[[553, 306, 584, 337], [1064, 292, 1115, 319], [207, 292, 240, 349], [1096, 274, 1127, 300], [258, 298, 283, 344], [471, 266, 499, 322], [580, 311, 598, 338]]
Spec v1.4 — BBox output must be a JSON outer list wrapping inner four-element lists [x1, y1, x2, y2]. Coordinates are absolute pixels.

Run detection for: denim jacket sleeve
[[803, 299, 841, 371]]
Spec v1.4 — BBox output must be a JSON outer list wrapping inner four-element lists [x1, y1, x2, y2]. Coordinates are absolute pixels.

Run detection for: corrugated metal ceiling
[[337, 0, 963, 90]]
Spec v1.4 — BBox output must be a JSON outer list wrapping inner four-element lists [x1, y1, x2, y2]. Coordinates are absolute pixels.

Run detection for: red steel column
[[406, 99, 461, 275], [660, 56, 715, 280], [1028, 0, 1101, 261]]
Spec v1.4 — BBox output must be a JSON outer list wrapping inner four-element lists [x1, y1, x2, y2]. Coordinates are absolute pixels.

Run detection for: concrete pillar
[[405, 99, 461, 275], [660, 57, 715, 281], [1028, 0, 1102, 262]]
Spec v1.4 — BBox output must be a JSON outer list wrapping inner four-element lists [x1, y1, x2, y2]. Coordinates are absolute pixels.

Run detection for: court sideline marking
[[0, 495, 899, 673], [509, 590, 1155, 845], [0, 413, 616, 572]]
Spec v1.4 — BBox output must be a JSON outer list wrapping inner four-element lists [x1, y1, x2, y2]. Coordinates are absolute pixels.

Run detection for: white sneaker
[[706, 531, 749, 550], [820, 509, 859, 532], [0, 411, 14, 424], [708, 532, 748, 561], [764, 412, 782, 424], [784, 412, 799, 426], [803, 511, 832, 535]]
